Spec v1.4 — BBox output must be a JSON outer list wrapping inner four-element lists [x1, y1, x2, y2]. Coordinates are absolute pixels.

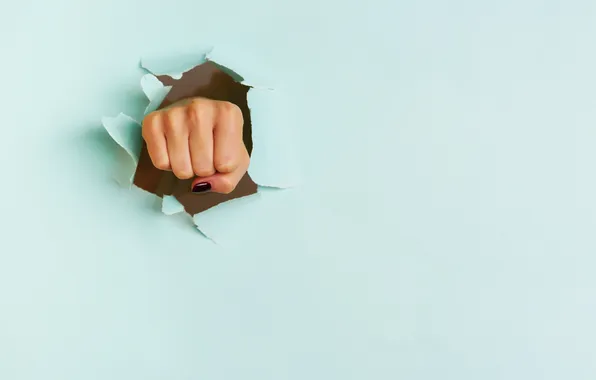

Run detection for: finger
[[164, 108, 193, 179], [187, 100, 216, 177], [213, 101, 243, 174], [191, 145, 250, 194], [142, 111, 170, 170]]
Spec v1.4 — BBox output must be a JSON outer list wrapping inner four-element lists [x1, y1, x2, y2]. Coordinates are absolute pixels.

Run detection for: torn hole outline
[[103, 47, 299, 239]]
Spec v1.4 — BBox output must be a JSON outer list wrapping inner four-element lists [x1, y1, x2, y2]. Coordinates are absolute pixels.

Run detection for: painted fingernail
[[192, 182, 211, 193]]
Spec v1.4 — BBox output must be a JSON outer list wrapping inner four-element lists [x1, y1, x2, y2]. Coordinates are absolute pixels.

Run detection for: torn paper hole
[[133, 60, 259, 221], [103, 49, 299, 238]]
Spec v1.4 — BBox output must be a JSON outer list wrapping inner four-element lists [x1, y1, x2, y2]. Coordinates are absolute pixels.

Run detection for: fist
[[141, 98, 249, 194]]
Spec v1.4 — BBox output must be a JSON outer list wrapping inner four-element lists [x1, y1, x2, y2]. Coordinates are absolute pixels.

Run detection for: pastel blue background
[[2, 0, 596, 378]]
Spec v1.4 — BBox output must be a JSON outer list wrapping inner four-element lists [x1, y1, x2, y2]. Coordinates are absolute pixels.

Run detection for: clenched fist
[[141, 97, 249, 194]]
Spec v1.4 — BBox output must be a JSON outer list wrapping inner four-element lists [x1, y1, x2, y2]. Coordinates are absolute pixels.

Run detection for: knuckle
[[187, 105, 200, 126], [236, 146, 250, 169], [218, 101, 242, 117], [153, 157, 170, 171], [143, 111, 160, 125], [173, 167, 194, 180], [215, 160, 235, 173], [189, 97, 208, 109], [142, 112, 161, 137], [218, 177, 236, 194], [188, 100, 213, 129], [194, 166, 216, 177], [163, 120, 177, 135], [163, 110, 184, 135]]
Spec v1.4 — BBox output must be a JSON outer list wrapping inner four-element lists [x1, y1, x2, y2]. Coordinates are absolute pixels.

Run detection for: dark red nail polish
[[192, 182, 211, 193]]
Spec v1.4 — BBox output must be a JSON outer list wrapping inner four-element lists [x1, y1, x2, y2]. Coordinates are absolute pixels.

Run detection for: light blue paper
[[101, 113, 142, 187], [141, 74, 172, 115], [247, 88, 301, 188], [205, 47, 274, 89], [161, 195, 185, 215], [10, 1, 596, 378], [192, 192, 262, 244], [140, 50, 209, 79], [102, 74, 170, 187]]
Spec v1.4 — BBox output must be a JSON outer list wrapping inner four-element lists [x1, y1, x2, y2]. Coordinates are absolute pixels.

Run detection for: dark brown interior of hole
[[133, 61, 258, 215]]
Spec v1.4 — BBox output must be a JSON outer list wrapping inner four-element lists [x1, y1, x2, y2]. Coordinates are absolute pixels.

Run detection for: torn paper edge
[[141, 74, 172, 115], [204, 48, 298, 188], [140, 50, 209, 80], [101, 113, 142, 187], [191, 192, 262, 244], [141, 56, 287, 225], [245, 86, 300, 189], [205, 49, 297, 188], [142, 52, 290, 190], [102, 73, 172, 188], [205, 48, 274, 90], [162, 195, 185, 216], [245, 87, 296, 189], [104, 49, 294, 236]]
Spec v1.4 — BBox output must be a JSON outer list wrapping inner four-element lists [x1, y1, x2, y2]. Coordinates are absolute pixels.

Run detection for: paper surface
[[192, 191, 263, 244], [205, 47, 274, 89], [247, 89, 301, 188], [101, 113, 142, 187], [141, 74, 171, 115], [161, 195, 185, 215], [140, 50, 208, 80]]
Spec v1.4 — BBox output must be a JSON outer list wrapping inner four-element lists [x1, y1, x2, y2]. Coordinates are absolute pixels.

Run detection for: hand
[[141, 97, 249, 194]]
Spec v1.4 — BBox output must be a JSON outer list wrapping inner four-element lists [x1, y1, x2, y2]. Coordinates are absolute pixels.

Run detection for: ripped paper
[[134, 60, 259, 216], [161, 195, 185, 216], [141, 74, 171, 115], [101, 113, 142, 187], [103, 47, 298, 237]]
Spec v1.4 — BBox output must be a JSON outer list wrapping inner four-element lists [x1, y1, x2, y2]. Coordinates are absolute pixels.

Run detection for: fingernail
[[192, 182, 212, 193]]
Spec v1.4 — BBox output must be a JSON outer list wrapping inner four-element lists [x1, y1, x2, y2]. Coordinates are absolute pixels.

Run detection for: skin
[[141, 97, 249, 194]]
